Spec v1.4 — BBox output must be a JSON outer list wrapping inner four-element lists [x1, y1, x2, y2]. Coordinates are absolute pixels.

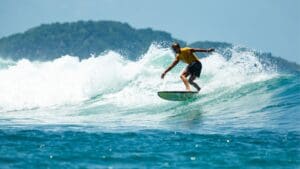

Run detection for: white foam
[[0, 51, 137, 111], [0, 45, 277, 112], [201, 48, 277, 93]]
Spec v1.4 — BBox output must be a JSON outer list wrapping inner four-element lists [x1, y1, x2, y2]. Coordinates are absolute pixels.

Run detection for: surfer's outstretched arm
[[161, 58, 179, 79], [191, 48, 215, 53]]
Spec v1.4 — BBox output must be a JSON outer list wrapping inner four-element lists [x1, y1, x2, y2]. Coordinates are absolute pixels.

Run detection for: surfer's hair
[[172, 42, 180, 49]]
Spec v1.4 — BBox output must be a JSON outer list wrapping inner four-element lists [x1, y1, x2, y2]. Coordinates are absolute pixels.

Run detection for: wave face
[[0, 45, 299, 131], [0, 44, 299, 168]]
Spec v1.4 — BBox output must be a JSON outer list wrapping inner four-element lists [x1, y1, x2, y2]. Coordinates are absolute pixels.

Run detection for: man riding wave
[[161, 42, 214, 91]]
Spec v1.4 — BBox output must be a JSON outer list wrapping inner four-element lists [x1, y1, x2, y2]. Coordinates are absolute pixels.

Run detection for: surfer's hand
[[208, 48, 215, 52], [161, 72, 166, 79]]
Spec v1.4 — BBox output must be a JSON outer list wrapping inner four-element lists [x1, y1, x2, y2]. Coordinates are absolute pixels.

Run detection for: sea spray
[[0, 44, 284, 111], [0, 44, 298, 131]]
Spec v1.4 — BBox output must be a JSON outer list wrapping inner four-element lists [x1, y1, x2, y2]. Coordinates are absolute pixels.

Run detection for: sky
[[0, 0, 299, 63]]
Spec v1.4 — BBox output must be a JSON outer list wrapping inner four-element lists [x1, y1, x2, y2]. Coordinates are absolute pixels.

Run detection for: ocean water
[[0, 45, 299, 168]]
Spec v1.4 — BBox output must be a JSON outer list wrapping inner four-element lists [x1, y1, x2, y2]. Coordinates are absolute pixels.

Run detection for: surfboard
[[157, 91, 199, 101]]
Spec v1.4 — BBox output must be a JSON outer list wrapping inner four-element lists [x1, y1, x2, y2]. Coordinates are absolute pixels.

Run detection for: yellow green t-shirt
[[176, 47, 199, 64]]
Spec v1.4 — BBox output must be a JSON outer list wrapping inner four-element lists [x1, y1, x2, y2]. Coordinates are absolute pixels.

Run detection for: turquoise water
[[0, 128, 298, 168], [0, 46, 299, 168]]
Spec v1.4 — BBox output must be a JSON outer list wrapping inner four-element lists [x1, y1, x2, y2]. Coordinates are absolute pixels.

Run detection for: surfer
[[161, 42, 214, 91]]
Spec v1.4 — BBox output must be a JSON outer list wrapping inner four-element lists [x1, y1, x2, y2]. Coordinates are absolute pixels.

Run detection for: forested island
[[0, 20, 299, 72], [0, 20, 231, 61], [0, 21, 178, 60]]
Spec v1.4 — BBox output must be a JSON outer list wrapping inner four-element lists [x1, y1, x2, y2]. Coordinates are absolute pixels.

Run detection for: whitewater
[[0, 45, 299, 168]]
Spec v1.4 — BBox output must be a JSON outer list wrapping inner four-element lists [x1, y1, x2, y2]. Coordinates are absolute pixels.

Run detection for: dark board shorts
[[186, 61, 202, 77]]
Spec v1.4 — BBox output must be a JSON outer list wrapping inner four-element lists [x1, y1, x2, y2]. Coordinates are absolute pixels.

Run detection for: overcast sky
[[0, 0, 299, 63]]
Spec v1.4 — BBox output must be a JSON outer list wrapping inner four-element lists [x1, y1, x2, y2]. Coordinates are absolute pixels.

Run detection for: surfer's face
[[172, 45, 180, 53]]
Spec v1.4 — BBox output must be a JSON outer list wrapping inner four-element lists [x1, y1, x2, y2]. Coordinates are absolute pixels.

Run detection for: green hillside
[[0, 21, 179, 60]]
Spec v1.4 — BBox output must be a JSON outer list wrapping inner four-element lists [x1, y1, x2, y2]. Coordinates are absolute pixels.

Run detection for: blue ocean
[[0, 45, 299, 168]]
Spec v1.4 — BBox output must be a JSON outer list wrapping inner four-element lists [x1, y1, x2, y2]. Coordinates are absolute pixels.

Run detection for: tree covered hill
[[0, 20, 298, 72], [0, 21, 180, 60]]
